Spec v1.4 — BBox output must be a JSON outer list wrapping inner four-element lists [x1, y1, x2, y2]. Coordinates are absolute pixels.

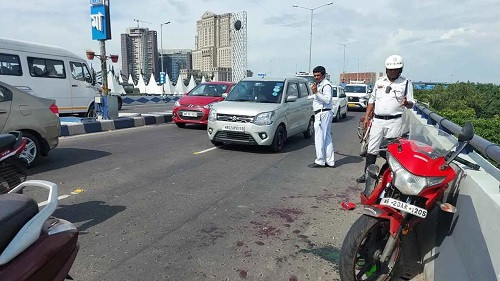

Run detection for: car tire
[[175, 122, 186, 128], [211, 140, 223, 146], [270, 125, 286, 152], [19, 131, 41, 167], [86, 103, 95, 118], [342, 106, 348, 118], [303, 117, 314, 139], [118, 96, 123, 110], [333, 107, 341, 122]]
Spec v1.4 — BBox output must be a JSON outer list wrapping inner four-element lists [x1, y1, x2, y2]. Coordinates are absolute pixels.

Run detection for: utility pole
[[337, 40, 357, 73], [293, 2, 333, 72]]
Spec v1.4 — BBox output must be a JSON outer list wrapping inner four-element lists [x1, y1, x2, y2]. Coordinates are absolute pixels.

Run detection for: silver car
[[0, 81, 60, 166], [207, 77, 314, 152]]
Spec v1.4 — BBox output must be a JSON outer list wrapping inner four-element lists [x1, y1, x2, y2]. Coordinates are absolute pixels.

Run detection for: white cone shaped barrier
[[127, 74, 135, 86], [163, 73, 174, 95], [174, 79, 187, 96], [187, 76, 196, 92], [201, 76, 206, 83], [137, 74, 147, 94], [146, 73, 162, 95]]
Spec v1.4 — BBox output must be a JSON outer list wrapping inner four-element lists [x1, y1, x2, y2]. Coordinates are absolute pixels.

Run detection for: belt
[[314, 108, 331, 115], [374, 114, 402, 120]]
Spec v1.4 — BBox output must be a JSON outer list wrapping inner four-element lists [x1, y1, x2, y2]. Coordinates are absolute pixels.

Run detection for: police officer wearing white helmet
[[308, 66, 335, 168], [356, 55, 414, 183]]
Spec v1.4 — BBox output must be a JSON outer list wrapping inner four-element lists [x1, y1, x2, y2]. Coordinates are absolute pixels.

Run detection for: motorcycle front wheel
[[339, 215, 400, 281]]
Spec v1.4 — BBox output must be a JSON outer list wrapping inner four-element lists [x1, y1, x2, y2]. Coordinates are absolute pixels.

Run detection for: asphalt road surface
[[29, 111, 371, 281]]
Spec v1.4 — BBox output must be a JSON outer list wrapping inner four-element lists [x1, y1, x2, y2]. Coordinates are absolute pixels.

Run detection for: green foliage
[[415, 82, 500, 144]]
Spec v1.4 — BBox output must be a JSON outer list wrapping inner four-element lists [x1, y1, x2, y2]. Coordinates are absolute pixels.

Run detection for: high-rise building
[[192, 11, 247, 82], [121, 27, 158, 83], [159, 49, 192, 83]]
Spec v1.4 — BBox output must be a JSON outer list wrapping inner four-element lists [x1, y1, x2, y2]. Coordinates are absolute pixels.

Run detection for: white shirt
[[312, 78, 333, 112], [368, 75, 414, 116]]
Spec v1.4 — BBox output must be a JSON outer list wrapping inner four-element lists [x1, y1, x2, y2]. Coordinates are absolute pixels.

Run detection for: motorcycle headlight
[[174, 100, 180, 107], [253, 111, 274, 125], [208, 109, 217, 122], [388, 154, 445, 195]]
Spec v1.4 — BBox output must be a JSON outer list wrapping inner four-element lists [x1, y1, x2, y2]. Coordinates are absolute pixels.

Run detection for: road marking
[[193, 147, 218, 155], [38, 194, 70, 207]]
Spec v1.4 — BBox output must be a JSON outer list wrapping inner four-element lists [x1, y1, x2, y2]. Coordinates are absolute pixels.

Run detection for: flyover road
[[28, 111, 370, 281]]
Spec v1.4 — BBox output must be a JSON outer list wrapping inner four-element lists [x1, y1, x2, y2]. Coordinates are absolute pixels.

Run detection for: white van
[[0, 38, 120, 115]]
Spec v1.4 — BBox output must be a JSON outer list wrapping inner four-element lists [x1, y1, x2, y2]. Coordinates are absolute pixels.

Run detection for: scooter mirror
[[458, 122, 474, 142]]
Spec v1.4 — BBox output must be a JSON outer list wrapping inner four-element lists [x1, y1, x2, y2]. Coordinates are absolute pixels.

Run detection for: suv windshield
[[226, 81, 284, 103], [189, 84, 228, 97], [345, 85, 367, 93]]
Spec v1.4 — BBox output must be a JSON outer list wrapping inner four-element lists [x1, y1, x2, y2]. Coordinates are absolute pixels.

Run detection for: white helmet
[[385, 55, 404, 69]]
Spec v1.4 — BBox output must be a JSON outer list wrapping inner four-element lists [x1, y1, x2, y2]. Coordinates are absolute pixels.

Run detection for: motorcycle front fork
[[378, 212, 407, 263]]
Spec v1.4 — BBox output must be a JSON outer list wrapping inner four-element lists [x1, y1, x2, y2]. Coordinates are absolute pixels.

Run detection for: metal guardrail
[[414, 102, 500, 164]]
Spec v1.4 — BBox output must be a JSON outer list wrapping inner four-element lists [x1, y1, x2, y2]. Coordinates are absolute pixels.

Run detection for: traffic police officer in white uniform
[[356, 55, 414, 182], [308, 66, 335, 168]]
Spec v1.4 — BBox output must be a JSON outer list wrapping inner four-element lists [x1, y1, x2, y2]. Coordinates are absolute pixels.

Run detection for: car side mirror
[[458, 122, 474, 142], [222, 93, 228, 99], [85, 75, 93, 84], [286, 95, 298, 102]]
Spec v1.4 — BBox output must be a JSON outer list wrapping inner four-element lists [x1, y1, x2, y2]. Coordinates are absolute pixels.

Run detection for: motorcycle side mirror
[[458, 122, 474, 142]]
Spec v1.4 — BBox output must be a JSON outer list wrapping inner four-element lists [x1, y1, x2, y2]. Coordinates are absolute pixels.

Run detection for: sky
[[2, 0, 500, 84]]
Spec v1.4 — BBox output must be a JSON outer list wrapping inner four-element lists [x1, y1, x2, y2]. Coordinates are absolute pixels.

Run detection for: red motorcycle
[[339, 122, 480, 281], [0, 132, 28, 194]]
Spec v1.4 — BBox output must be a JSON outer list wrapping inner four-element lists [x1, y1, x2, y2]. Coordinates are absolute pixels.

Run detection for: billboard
[[90, 4, 111, 40]]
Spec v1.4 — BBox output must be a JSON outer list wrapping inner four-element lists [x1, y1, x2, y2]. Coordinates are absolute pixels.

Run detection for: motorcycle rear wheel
[[339, 215, 400, 281]]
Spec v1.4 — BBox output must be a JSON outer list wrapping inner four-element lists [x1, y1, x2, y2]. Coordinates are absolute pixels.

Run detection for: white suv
[[207, 77, 314, 152], [344, 83, 370, 109]]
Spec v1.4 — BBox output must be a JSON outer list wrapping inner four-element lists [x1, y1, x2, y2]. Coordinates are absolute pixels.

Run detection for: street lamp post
[[293, 2, 333, 72], [160, 21, 171, 95], [269, 58, 275, 76], [337, 40, 357, 74]]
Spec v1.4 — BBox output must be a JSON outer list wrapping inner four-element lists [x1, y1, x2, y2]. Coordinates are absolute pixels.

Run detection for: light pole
[[160, 21, 171, 94], [269, 58, 275, 76], [337, 40, 357, 74], [293, 2, 333, 72]]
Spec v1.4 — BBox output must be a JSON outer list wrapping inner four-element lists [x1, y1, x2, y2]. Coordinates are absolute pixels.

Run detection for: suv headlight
[[208, 109, 217, 121], [388, 154, 445, 195], [203, 102, 215, 109], [253, 111, 274, 125], [174, 100, 180, 107]]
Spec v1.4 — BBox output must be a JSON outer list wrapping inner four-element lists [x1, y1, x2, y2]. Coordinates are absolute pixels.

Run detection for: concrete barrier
[[406, 107, 500, 280], [60, 113, 172, 136]]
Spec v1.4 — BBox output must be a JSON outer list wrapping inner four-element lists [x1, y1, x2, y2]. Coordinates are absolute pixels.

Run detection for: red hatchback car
[[172, 81, 235, 127]]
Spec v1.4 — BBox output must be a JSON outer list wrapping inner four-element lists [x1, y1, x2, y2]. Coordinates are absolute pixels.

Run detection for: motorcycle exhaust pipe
[[362, 164, 379, 197]]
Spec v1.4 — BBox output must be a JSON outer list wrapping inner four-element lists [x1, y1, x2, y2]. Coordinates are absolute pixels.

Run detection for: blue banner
[[91, 5, 111, 40]]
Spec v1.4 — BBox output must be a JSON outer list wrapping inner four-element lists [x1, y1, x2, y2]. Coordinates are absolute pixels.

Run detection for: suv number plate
[[380, 198, 427, 218], [223, 125, 244, 132]]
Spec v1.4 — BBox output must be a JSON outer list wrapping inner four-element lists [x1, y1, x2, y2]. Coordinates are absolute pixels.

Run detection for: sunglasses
[[385, 86, 392, 94]]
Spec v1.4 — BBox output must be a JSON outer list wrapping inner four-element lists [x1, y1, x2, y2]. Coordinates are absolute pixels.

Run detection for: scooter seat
[[0, 193, 38, 254], [0, 134, 16, 152]]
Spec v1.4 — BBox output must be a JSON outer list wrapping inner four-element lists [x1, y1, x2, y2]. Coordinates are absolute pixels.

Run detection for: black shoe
[[308, 163, 325, 168], [326, 163, 335, 168], [356, 175, 366, 183]]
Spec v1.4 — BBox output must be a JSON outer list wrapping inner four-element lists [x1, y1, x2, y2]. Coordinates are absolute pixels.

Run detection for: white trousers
[[367, 117, 403, 155], [314, 110, 334, 165]]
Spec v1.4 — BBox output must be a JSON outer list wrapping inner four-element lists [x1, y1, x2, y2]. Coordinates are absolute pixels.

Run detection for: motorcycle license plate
[[380, 198, 428, 218]]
